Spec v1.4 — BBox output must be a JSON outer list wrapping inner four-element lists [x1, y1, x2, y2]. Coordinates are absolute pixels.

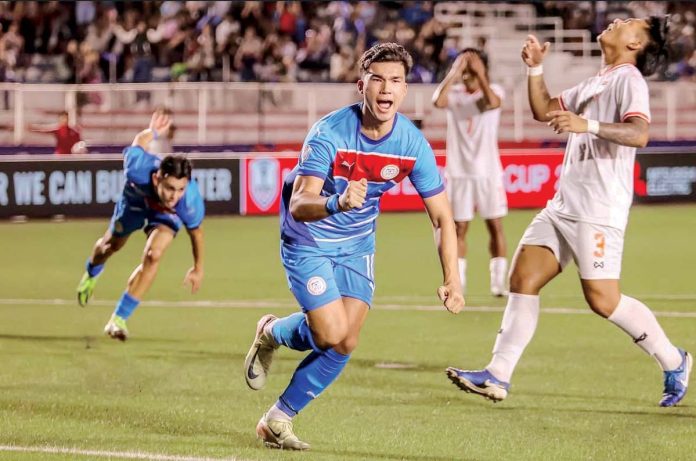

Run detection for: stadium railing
[[0, 80, 694, 149]]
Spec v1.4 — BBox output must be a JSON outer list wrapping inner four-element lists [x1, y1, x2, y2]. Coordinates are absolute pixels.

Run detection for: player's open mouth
[[377, 100, 393, 111]]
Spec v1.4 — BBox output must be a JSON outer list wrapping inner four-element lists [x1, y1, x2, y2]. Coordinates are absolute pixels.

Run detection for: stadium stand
[[0, 1, 695, 148]]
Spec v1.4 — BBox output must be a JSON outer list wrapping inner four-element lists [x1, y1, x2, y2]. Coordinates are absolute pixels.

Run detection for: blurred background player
[[76, 109, 205, 341], [432, 48, 508, 297], [243, 43, 464, 450], [447, 16, 691, 407], [29, 111, 82, 155]]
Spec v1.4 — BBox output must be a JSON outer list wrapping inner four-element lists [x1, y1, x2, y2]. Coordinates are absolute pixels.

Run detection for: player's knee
[[583, 290, 619, 318], [109, 238, 127, 252], [509, 269, 539, 295], [336, 335, 359, 354], [144, 247, 164, 265], [455, 222, 468, 238], [313, 323, 349, 350]]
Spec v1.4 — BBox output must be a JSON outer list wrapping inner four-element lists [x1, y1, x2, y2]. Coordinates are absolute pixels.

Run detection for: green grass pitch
[[1, 206, 695, 460]]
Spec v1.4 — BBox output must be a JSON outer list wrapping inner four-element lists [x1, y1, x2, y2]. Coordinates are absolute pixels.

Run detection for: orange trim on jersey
[[558, 95, 567, 111], [598, 63, 636, 76], [621, 112, 650, 123]]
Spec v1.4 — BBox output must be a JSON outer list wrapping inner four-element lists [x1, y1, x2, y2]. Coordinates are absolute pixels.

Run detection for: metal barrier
[[0, 80, 695, 147]]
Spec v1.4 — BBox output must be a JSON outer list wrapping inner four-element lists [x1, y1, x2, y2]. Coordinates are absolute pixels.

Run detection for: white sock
[[458, 258, 467, 293], [489, 257, 508, 292], [267, 403, 293, 422], [608, 294, 682, 371], [486, 293, 540, 382]]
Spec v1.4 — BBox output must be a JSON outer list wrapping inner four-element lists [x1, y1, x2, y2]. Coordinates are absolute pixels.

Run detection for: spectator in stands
[[235, 26, 263, 81], [0, 1, 692, 84], [29, 111, 82, 155]]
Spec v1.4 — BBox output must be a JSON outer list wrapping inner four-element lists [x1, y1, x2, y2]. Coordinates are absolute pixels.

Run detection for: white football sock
[[489, 257, 508, 293], [458, 258, 467, 294], [608, 294, 683, 371], [486, 293, 540, 382], [267, 403, 293, 422]]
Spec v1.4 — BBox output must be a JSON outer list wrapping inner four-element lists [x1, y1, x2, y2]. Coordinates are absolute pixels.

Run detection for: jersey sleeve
[[617, 72, 651, 123], [177, 179, 205, 229], [409, 137, 444, 199], [558, 80, 584, 113], [123, 145, 158, 184], [296, 123, 336, 180], [491, 83, 506, 101]]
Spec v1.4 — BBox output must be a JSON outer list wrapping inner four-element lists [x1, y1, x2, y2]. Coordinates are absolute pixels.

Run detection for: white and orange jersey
[[550, 63, 651, 230], [445, 83, 505, 178]]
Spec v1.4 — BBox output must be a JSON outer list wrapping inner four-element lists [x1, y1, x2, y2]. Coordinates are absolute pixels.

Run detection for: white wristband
[[527, 65, 543, 76], [587, 119, 600, 135]]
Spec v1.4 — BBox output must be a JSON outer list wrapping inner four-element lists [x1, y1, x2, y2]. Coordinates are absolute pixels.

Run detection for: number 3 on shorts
[[593, 232, 605, 258]]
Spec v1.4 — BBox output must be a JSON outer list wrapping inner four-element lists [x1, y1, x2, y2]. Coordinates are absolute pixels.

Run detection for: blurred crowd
[[0, 1, 694, 86], [0, 1, 454, 85], [536, 1, 696, 80]]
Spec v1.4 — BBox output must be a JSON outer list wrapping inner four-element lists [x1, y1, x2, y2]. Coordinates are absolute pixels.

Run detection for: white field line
[[1, 297, 696, 318], [0, 445, 246, 461]]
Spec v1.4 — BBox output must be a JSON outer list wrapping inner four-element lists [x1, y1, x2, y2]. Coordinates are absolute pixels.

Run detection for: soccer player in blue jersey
[[243, 43, 465, 450], [76, 110, 205, 341]]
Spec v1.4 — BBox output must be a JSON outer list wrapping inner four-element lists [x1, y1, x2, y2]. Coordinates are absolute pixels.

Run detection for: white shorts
[[518, 208, 624, 280], [447, 176, 508, 222]]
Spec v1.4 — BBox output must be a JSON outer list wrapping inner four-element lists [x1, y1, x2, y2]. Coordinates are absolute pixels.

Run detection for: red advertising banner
[[241, 150, 566, 215]]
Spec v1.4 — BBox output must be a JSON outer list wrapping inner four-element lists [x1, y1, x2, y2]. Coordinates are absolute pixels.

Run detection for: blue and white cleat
[[659, 349, 692, 407], [446, 367, 510, 402]]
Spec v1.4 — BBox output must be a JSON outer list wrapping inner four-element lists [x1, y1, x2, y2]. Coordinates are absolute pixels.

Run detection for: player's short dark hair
[[358, 43, 413, 77], [637, 15, 670, 76], [159, 155, 192, 180], [460, 47, 489, 70]]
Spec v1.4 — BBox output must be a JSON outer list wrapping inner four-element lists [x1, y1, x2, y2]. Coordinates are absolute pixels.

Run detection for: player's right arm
[[132, 110, 172, 150], [289, 175, 367, 222], [431, 54, 467, 109], [522, 35, 561, 122]]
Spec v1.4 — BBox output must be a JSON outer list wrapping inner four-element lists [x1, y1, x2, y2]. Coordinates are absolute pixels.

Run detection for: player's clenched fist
[[437, 283, 465, 314], [339, 178, 368, 211]]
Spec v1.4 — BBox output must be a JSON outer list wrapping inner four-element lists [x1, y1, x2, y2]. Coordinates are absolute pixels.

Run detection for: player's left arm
[[184, 225, 204, 294], [546, 111, 649, 148], [422, 192, 465, 314], [547, 73, 650, 148]]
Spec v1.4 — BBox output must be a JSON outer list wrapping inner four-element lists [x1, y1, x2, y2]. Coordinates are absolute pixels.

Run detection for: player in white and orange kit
[[433, 48, 508, 296], [447, 16, 691, 407]]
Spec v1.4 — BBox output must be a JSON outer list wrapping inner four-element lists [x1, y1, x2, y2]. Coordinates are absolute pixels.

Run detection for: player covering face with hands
[[446, 16, 691, 408], [243, 42, 463, 451], [432, 48, 508, 297], [76, 109, 205, 341]]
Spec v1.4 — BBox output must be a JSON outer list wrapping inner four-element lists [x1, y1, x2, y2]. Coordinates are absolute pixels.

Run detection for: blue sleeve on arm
[[179, 179, 206, 229], [123, 145, 159, 184], [409, 138, 444, 198], [296, 126, 335, 179]]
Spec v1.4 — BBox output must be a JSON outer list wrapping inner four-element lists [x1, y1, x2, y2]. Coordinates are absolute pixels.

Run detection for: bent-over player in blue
[[76, 110, 205, 341], [243, 43, 465, 451]]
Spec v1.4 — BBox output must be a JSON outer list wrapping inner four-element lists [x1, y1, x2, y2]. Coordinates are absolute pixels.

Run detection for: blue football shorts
[[281, 243, 375, 312], [109, 195, 182, 237]]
